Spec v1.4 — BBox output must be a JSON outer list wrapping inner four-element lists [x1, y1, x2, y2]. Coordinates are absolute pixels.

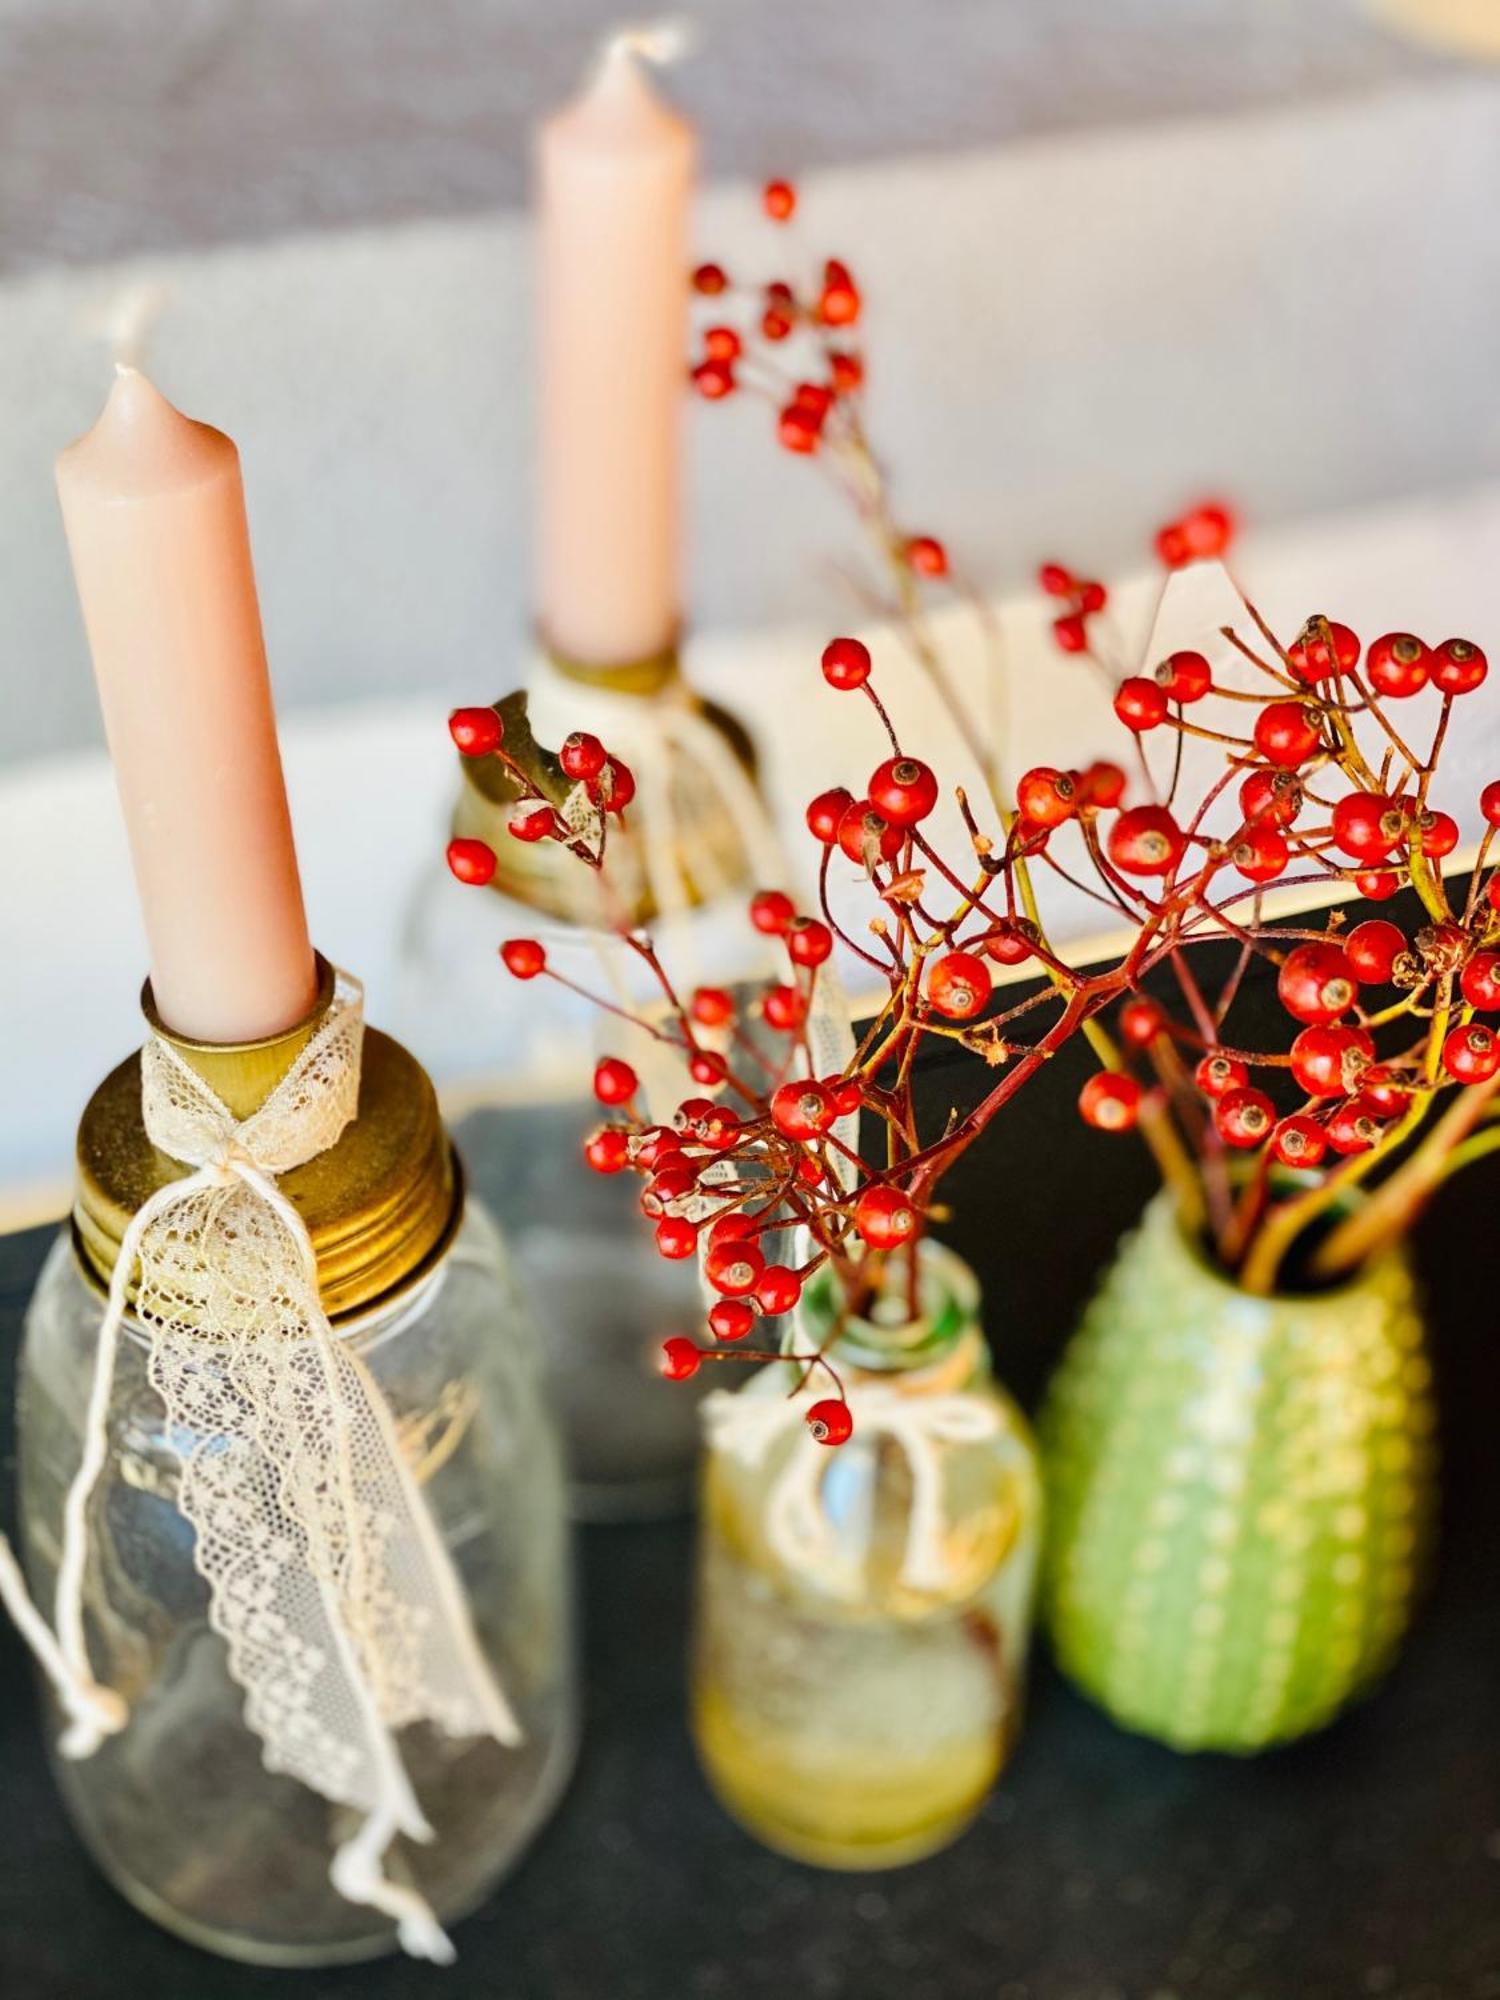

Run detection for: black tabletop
[[4, 984, 1500, 2000]]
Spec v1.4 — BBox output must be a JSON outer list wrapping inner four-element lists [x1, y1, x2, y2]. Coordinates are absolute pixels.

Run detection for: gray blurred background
[[4, 0, 1500, 768]]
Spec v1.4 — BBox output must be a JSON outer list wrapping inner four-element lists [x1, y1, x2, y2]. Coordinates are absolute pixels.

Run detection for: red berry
[[660, 1337, 702, 1380], [584, 1126, 630, 1174], [1332, 791, 1404, 862], [707, 1210, 755, 1245], [754, 1265, 803, 1316], [1053, 612, 1089, 655], [673, 1097, 715, 1134], [821, 635, 872, 690], [1231, 823, 1289, 883], [1078, 761, 1127, 810], [1272, 1114, 1328, 1168], [691, 263, 728, 295], [807, 785, 855, 844], [1365, 632, 1430, 699], [836, 796, 903, 867], [778, 402, 821, 454], [1289, 1024, 1373, 1097], [690, 1050, 728, 1087], [705, 1239, 766, 1297], [1114, 676, 1169, 731], [1417, 809, 1460, 860], [449, 706, 504, 756], [691, 986, 735, 1028], [1278, 942, 1357, 1025], [1254, 701, 1323, 768], [1446, 1022, 1500, 1082], [1155, 650, 1212, 704], [806, 1399, 854, 1447], [1119, 997, 1165, 1047], [787, 917, 833, 967], [1431, 638, 1487, 695], [1195, 1053, 1249, 1099], [1038, 562, 1075, 598], [1346, 919, 1406, 983], [700, 1106, 742, 1151], [655, 1216, 699, 1260], [1289, 621, 1360, 684], [1461, 950, 1500, 1010], [692, 358, 736, 400], [819, 260, 861, 327], [704, 325, 741, 362], [1240, 769, 1302, 828], [1108, 805, 1187, 877], [761, 307, 793, 341], [763, 177, 796, 221], [593, 1056, 638, 1105], [560, 731, 607, 781], [1016, 766, 1077, 829], [750, 889, 796, 934], [1156, 521, 1191, 569], [1215, 1086, 1275, 1148], [1361, 1066, 1413, 1117], [1179, 502, 1235, 559], [642, 1165, 697, 1218], [983, 921, 1037, 967], [829, 349, 864, 393], [447, 836, 497, 886], [601, 755, 636, 813], [1327, 1099, 1384, 1156], [870, 756, 939, 827], [1481, 780, 1500, 827], [1356, 870, 1400, 901], [906, 535, 948, 578], [1078, 580, 1108, 615], [853, 1184, 918, 1248], [509, 804, 559, 844], [500, 938, 546, 979], [926, 951, 993, 1021], [709, 1299, 755, 1343], [828, 1078, 864, 1117], [763, 983, 809, 1032], [793, 381, 834, 421], [1078, 1072, 1142, 1132], [635, 1127, 681, 1170], [770, 1079, 834, 1140]]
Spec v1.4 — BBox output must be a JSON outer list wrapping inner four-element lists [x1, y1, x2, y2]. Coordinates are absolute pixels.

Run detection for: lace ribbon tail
[[330, 1801, 456, 1965], [0, 1192, 173, 1757]]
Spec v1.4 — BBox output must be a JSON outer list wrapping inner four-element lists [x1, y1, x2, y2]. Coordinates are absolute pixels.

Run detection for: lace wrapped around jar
[[0, 969, 576, 1963]]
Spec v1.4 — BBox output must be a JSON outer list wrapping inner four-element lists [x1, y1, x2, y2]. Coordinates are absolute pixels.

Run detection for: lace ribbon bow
[[701, 1379, 1007, 1597], [0, 972, 517, 1964]]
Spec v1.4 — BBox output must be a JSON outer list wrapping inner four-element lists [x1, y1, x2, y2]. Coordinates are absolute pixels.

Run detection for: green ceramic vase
[[1039, 1193, 1436, 1753]]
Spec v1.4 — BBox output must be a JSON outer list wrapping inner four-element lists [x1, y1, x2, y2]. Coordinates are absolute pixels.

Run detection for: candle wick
[[598, 15, 695, 72]]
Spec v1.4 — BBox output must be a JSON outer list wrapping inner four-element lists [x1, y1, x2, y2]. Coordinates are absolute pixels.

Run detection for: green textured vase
[[1039, 1193, 1436, 1753]]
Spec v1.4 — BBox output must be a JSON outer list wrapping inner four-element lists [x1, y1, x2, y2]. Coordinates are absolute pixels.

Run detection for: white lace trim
[[0, 972, 516, 1964]]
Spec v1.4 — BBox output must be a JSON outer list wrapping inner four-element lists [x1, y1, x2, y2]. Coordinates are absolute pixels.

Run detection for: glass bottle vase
[[689, 1242, 1042, 1869], [17, 1197, 577, 1966]]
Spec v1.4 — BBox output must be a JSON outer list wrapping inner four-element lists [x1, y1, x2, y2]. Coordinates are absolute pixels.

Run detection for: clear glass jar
[[17, 1197, 577, 1966], [396, 860, 756, 1518], [690, 1243, 1042, 1870]]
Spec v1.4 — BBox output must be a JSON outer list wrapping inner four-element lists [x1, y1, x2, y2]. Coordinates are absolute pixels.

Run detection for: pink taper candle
[[536, 34, 696, 668], [55, 367, 318, 1043]]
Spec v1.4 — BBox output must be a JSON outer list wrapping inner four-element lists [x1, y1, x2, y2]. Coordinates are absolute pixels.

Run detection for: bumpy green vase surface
[[1040, 1193, 1436, 1753]]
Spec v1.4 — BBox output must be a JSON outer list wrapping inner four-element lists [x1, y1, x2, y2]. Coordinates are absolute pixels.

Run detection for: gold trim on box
[[73, 954, 461, 1323]]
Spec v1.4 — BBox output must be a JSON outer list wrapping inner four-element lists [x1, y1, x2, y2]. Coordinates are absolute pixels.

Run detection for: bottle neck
[[798, 1241, 986, 1386]]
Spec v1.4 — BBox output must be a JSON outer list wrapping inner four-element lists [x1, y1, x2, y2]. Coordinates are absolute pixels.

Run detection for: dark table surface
[[4, 986, 1500, 2000]]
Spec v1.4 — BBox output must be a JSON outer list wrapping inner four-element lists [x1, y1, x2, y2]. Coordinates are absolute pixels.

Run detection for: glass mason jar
[[17, 1195, 577, 1966], [690, 1242, 1042, 1869], [1040, 1191, 1436, 1753]]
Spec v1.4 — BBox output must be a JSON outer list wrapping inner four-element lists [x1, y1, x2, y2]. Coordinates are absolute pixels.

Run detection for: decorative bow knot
[[0, 972, 515, 1964], [702, 1379, 1011, 1598]]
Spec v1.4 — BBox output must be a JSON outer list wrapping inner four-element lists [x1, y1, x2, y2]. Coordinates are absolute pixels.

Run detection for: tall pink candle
[[55, 367, 318, 1044], [536, 37, 695, 668]]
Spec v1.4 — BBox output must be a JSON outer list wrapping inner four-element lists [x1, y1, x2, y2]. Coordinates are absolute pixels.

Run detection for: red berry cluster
[[443, 705, 635, 887]]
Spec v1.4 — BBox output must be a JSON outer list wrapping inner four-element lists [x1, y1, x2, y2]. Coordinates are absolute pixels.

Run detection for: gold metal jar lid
[[455, 641, 761, 927], [73, 957, 460, 1323]]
